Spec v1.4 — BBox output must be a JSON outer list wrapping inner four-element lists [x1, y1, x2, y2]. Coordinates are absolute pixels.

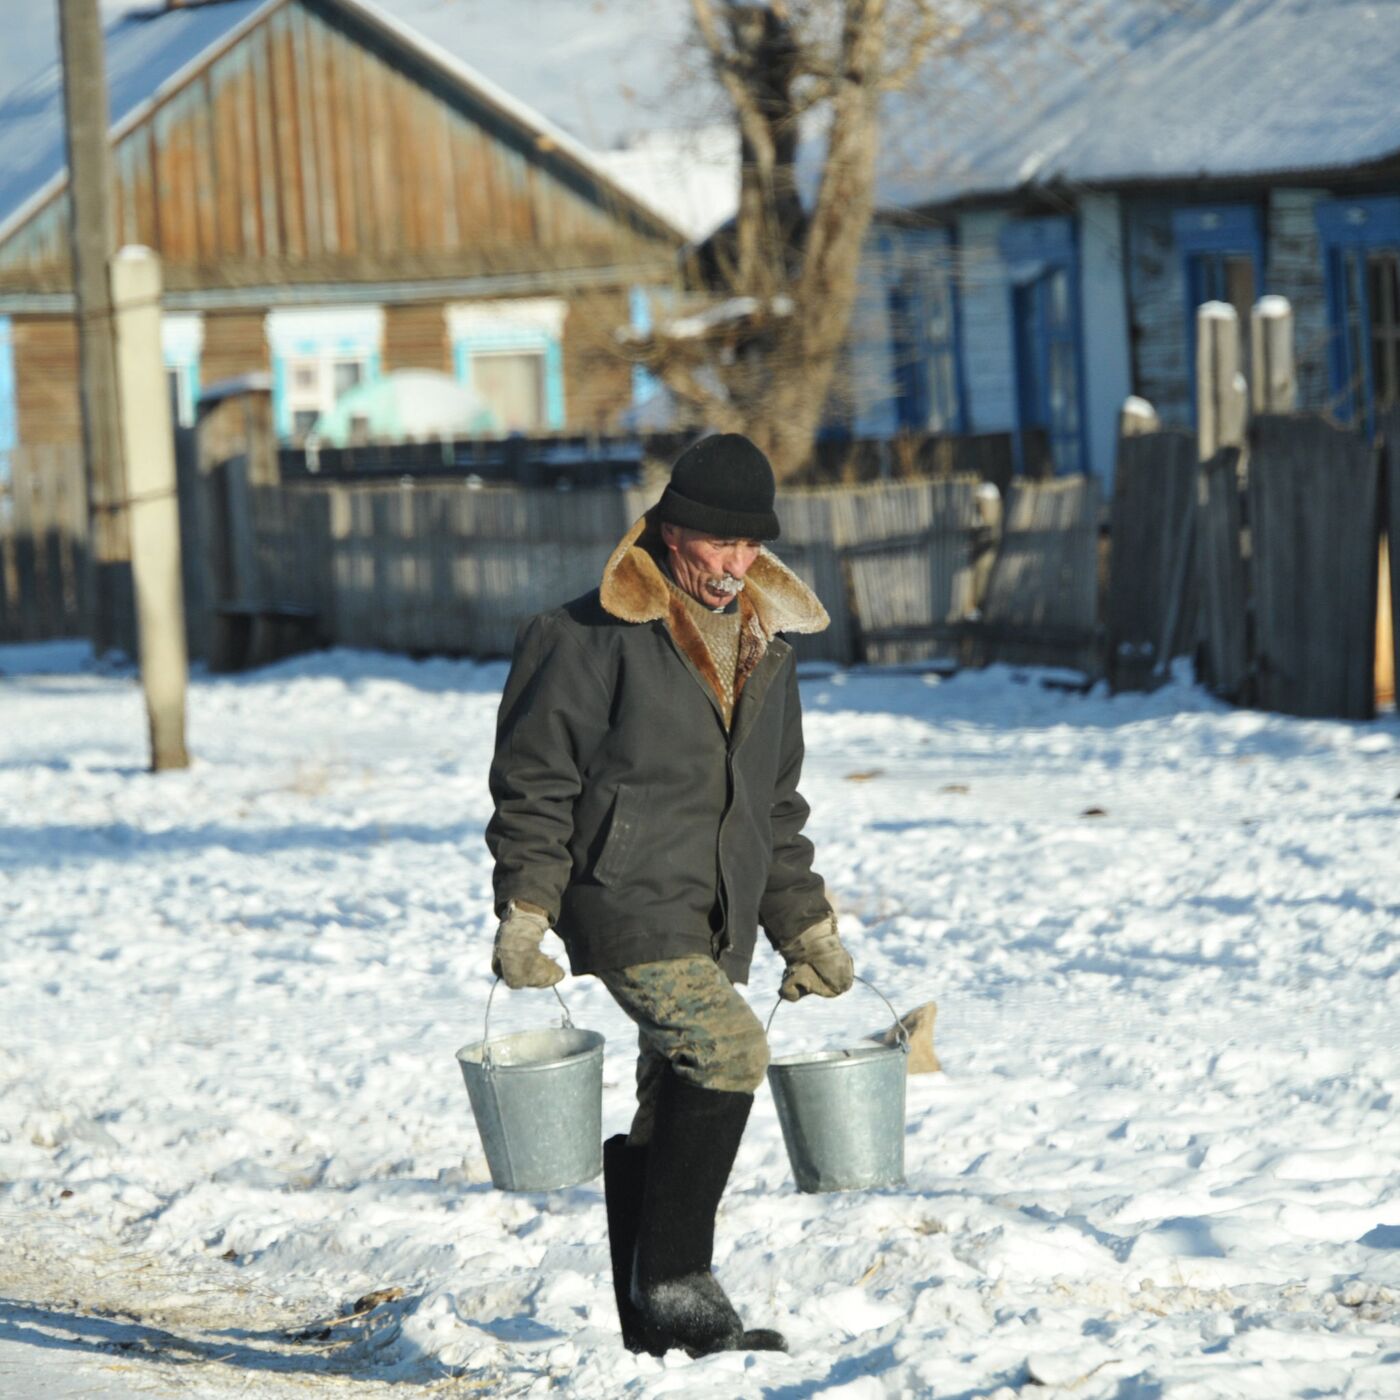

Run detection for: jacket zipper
[[654, 617, 761, 964], [713, 729, 737, 958]]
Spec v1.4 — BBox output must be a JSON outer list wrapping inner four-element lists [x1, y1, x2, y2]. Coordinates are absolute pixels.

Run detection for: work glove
[[778, 913, 854, 1002], [491, 901, 565, 989]]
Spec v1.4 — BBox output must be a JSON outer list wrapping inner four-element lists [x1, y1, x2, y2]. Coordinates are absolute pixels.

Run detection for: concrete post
[[1119, 395, 1160, 438], [1197, 302, 1247, 462], [1250, 295, 1297, 415], [110, 247, 190, 771]]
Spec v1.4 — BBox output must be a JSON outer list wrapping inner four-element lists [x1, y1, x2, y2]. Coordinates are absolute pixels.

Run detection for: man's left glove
[[491, 901, 565, 989], [778, 913, 854, 1002]]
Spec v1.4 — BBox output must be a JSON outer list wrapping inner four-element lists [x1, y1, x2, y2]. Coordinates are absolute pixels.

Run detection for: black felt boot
[[603, 1134, 669, 1355], [629, 1071, 787, 1357]]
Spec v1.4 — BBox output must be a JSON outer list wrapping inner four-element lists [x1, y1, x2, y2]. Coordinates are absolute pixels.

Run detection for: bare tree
[[625, 0, 1042, 480]]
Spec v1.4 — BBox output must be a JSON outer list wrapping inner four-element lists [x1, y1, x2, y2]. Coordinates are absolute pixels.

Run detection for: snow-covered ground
[[1, 641, 1398, 1398]]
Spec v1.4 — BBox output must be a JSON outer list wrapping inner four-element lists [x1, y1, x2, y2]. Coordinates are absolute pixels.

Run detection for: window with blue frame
[[448, 299, 565, 433], [1000, 217, 1084, 475], [1172, 205, 1264, 401], [883, 228, 964, 434], [1317, 196, 1400, 433]]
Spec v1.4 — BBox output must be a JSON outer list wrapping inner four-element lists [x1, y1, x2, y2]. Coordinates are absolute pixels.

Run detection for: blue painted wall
[[954, 211, 1017, 434], [0, 316, 14, 485]]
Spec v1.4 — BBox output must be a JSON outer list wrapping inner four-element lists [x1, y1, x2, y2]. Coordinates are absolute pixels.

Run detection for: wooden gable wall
[[0, 0, 673, 291]]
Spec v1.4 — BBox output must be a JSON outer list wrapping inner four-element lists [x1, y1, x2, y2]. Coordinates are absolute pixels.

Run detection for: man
[[485, 433, 855, 1357]]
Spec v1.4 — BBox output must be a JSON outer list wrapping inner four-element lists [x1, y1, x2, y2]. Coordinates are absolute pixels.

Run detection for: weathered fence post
[[1194, 302, 1251, 699], [110, 246, 189, 771], [1107, 394, 1206, 692], [1250, 296, 1297, 415], [194, 379, 274, 670]]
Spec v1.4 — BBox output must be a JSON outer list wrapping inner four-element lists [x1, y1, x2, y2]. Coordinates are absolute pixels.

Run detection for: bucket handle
[[481, 976, 575, 1070], [766, 974, 910, 1053]]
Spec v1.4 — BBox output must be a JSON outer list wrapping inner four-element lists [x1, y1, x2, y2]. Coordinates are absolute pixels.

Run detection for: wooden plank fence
[[209, 467, 1117, 676], [779, 478, 985, 665], [1106, 429, 1197, 689], [834, 480, 987, 665], [220, 474, 1001, 668], [7, 412, 1392, 725], [0, 445, 88, 644], [978, 475, 1101, 674], [242, 480, 657, 661], [1248, 415, 1381, 719]]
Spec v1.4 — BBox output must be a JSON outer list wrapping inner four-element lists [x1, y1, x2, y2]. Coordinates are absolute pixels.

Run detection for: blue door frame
[[1172, 205, 1265, 419], [1001, 216, 1086, 475], [1316, 196, 1400, 435]]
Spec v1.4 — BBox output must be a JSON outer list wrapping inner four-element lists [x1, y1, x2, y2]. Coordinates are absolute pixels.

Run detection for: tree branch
[[689, 0, 775, 168], [878, 2, 944, 91]]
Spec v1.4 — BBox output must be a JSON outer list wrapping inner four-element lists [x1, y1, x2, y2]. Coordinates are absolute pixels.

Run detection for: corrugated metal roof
[[0, 0, 275, 245], [876, 0, 1400, 211]]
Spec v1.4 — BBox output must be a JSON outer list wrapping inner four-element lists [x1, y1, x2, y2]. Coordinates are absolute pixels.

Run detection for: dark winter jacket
[[486, 510, 832, 983]]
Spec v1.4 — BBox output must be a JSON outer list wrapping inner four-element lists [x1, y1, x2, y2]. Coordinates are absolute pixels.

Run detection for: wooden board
[[1248, 414, 1379, 719], [0, 444, 88, 643], [1105, 429, 1197, 690], [1195, 446, 1249, 701]]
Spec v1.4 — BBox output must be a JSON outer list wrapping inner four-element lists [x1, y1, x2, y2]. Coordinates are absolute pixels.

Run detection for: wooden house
[[0, 0, 683, 460], [834, 0, 1400, 488]]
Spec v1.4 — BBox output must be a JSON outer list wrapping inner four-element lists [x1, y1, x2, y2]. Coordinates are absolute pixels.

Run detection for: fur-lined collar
[[599, 511, 829, 639]]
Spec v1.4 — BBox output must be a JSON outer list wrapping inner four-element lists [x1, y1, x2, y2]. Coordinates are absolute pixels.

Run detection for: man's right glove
[[778, 913, 854, 1002], [491, 901, 565, 989]]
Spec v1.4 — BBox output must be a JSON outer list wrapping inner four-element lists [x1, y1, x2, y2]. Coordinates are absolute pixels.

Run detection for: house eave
[[897, 149, 1400, 223], [0, 259, 677, 317]]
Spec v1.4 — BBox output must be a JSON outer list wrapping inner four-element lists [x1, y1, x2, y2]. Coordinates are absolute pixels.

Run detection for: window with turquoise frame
[[629, 286, 660, 409], [1317, 196, 1400, 434], [1172, 205, 1264, 409], [266, 307, 384, 443], [448, 299, 565, 434], [1000, 216, 1085, 476], [161, 314, 203, 429]]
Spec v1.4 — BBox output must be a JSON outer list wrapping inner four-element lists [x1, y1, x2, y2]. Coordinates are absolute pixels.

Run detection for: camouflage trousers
[[596, 955, 769, 1146]]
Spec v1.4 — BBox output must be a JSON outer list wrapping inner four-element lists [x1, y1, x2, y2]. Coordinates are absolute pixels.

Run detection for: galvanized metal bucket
[[766, 977, 909, 1194], [455, 980, 604, 1192]]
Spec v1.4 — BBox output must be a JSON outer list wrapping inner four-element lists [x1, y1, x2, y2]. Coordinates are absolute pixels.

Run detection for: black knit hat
[[656, 433, 780, 541]]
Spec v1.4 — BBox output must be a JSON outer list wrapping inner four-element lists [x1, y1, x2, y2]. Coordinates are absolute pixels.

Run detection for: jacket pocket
[[593, 783, 642, 887]]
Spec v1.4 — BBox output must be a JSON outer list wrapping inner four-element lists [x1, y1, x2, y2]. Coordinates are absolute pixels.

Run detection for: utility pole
[[58, 0, 133, 657]]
